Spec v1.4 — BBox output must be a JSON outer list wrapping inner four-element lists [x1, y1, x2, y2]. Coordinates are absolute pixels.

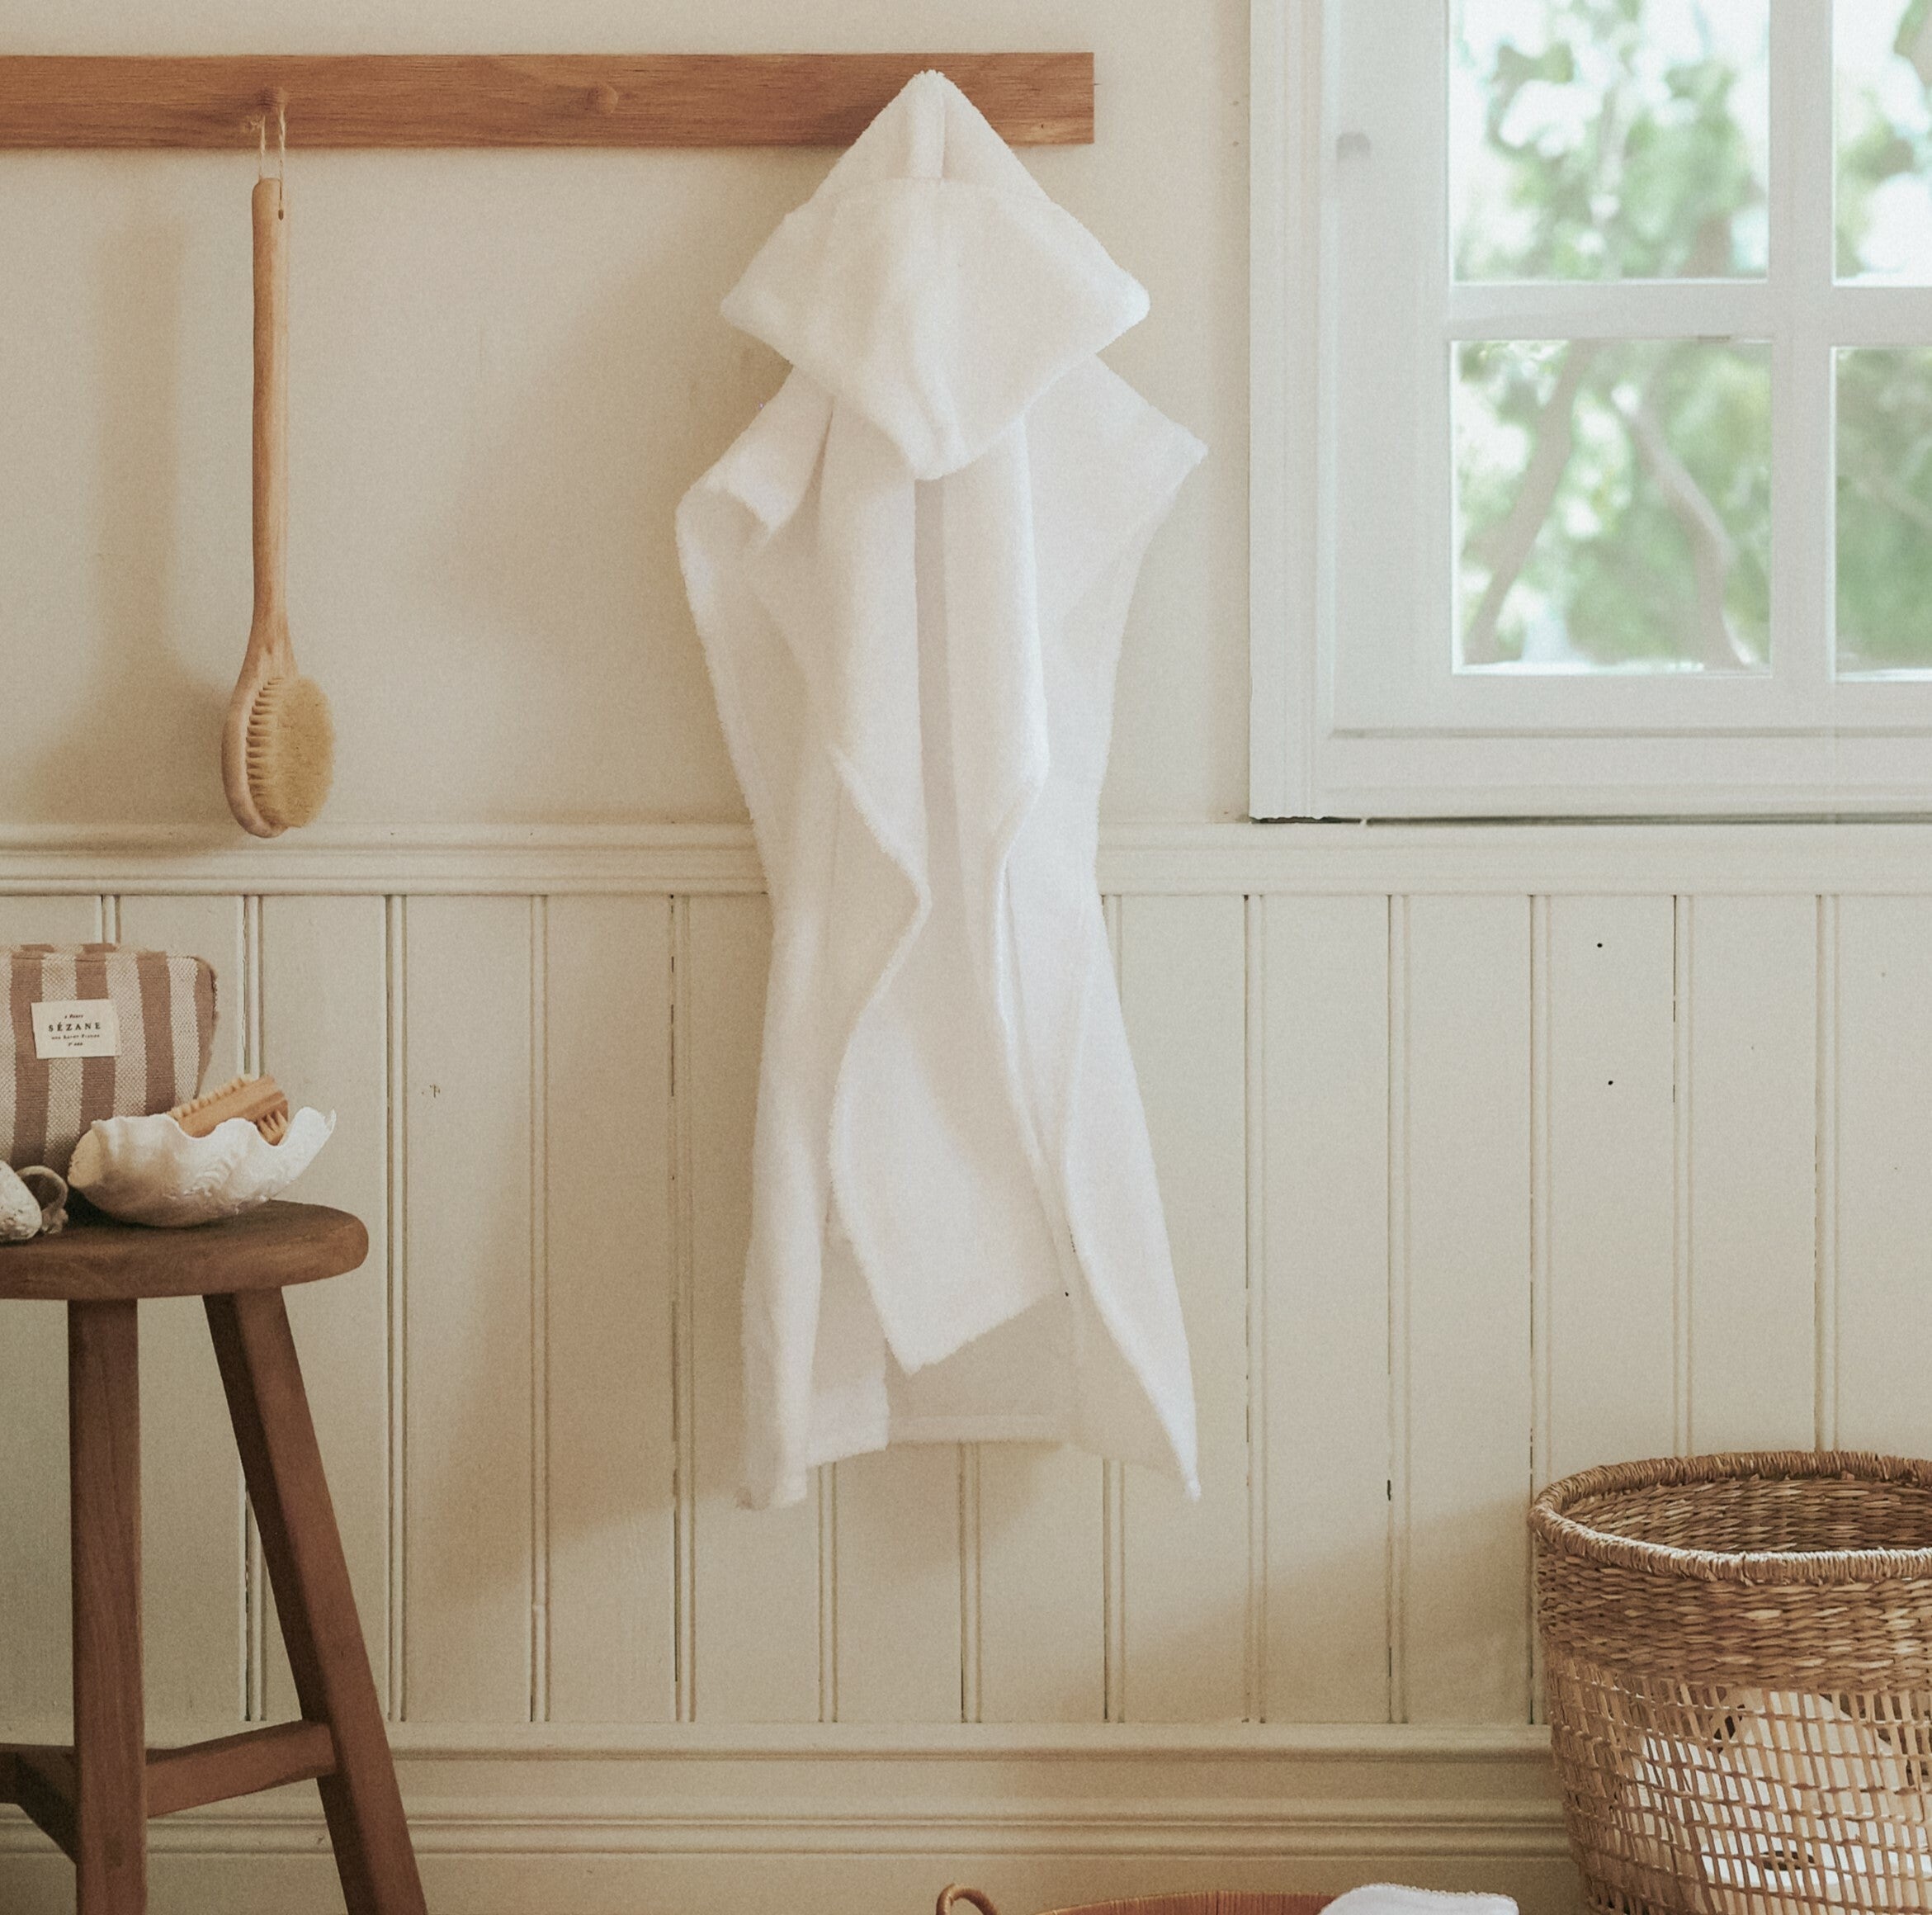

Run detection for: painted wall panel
[[258, 894, 392, 1719], [400, 895, 535, 1722], [0, 896, 101, 943], [1403, 894, 1531, 1726], [0, 894, 101, 1727], [976, 1445, 1105, 1724], [1260, 893, 1391, 1724], [0, 863, 1910, 1786], [1117, 893, 1250, 1723], [685, 893, 822, 1723], [833, 1448, 963, 1723], [543, 894, 678, 1723], [1686, 896, 1817, 1454], [116, 891, 248, 1728], [1836, 898, 1932, 1456], [1544, 896, 1678, 1482]]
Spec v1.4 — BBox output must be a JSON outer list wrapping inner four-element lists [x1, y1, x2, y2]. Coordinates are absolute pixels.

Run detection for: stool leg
[[204, 1289, 426, 1915], [68, 1298, 147, 1915]]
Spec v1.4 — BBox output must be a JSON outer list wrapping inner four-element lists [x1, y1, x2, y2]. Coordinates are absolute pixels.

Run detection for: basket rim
[[1529, 1449, 1932, 1584]]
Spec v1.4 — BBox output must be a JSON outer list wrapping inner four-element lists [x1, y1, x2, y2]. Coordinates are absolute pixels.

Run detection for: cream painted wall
[[0, 0, 1248, 830]]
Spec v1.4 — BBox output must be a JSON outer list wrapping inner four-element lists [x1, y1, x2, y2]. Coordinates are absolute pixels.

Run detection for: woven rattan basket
[[1532, 1451, 1932, 1915]]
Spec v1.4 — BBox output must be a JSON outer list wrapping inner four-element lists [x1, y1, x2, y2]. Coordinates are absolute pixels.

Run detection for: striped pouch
[[2, 945, 217, 1177]]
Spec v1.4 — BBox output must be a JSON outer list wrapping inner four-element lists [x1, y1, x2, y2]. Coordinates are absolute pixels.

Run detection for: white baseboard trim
[[1, 1794, 1563, 1862], [0, 1729, 1574, 1915], [2, 816, 1932, 895]]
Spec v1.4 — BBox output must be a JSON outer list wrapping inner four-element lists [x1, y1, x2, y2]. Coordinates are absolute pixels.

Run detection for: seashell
[[0, 1162, 43, 1241], [0, 1162, 68, 1242], [69, 1108, 333, 1228]]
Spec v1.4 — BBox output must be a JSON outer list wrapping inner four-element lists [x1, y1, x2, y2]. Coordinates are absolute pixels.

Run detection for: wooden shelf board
[[0, 53, 1094, 149]]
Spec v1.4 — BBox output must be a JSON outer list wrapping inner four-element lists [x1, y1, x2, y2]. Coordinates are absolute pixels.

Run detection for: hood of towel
[[719, 69, 1149, 481]]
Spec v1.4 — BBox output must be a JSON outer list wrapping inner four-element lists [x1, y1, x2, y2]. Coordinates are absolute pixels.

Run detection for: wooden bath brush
[[223, 124, 335, 838], [171, 1072, 291, 1144]]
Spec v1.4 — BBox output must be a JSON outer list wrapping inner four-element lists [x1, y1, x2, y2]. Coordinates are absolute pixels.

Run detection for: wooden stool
[[0, 1200, 427, 1915]]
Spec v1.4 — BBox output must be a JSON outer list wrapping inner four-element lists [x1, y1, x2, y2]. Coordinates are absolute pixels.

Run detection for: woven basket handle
[[937, 1889, 1000, 1915]]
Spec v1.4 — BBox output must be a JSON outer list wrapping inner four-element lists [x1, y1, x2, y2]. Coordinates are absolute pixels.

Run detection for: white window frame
[[1251, 0, 1932, 820]]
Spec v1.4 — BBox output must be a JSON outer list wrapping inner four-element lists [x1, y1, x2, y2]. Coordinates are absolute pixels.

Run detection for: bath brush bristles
[[247, 673, 335, 829], [170, 1072, 291, 1142]]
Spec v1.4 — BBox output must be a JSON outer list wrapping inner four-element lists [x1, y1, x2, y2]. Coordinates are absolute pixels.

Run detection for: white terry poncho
[[678, 71, 1205, 1511]]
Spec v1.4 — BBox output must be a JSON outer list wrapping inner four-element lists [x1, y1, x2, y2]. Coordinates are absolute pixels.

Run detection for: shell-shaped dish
[[69, 1109, 333, 1228]]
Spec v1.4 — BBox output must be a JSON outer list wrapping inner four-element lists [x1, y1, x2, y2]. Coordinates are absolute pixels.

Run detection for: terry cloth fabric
[[678, 70, 1206, 1510], [1323, 1889, 1518, 1915], [2, 945, 217, 1176]]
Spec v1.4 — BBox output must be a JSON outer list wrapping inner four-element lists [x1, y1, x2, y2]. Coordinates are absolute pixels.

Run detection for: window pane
[[1453, 0, 1770, 281], [1838, 2, 1932, 281], [1838, 348, 1932, 672], [1456, 340, 1771, 672]]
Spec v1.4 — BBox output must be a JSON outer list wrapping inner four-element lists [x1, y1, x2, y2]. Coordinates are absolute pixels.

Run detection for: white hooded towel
[[678, 71, 1205, 1511]]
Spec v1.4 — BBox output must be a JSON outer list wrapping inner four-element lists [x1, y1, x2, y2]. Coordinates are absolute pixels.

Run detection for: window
[[1251, 0, 1932, 818]]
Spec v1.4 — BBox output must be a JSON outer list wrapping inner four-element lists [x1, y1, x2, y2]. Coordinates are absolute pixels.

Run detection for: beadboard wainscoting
[[5, 820, 1932, 1914]]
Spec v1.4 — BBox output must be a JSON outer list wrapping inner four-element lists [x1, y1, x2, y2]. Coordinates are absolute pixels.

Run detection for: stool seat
[[0, 1201, 366, 1302], [0, 1199, 423, 1913]]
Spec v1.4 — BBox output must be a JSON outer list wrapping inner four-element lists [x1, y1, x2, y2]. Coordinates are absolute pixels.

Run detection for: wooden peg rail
[[0, 53, 1094, 149]]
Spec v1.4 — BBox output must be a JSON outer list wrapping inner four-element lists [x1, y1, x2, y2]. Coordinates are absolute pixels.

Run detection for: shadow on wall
[[21, 216, 234, 838]]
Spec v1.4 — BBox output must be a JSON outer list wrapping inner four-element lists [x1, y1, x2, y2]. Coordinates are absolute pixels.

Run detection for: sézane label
[[31, 999, 121, 1061]]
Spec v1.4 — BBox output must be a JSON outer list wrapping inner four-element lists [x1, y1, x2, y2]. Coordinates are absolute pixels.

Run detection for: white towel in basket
[[1628, 1690, 1932, 1915], [1325, 1889, 1516, 1915]]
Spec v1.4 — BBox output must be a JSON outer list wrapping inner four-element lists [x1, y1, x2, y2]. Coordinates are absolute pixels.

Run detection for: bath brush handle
[[224, 170, 295, 835], [251, 173, 289, 658]]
